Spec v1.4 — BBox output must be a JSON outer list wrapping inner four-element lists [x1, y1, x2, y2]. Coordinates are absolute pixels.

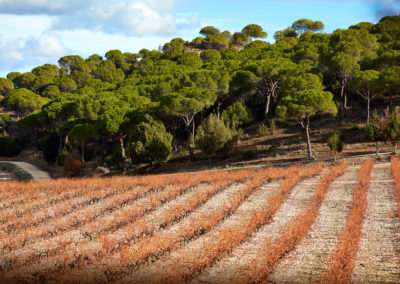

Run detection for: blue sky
[[0, 0, 398, 77]]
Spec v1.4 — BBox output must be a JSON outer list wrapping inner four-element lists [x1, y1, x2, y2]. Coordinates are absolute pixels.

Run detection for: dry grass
[[244, 161, 348, 283], [320, 159, 374, 283], [391, 156, 400, 227]]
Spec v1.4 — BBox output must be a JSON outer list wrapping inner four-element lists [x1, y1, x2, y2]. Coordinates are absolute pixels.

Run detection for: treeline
[[0, 17, 399, 172]]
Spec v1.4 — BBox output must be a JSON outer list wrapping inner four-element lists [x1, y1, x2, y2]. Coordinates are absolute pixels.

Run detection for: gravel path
[[269, 165, 358, 283], [0, 169, 12, 180], [190, 173, 322, 283], [5, 162, 50, 181], [351, 162, 400, 283]]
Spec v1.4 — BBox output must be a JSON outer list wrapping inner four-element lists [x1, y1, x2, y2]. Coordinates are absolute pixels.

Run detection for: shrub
[[257, 123, 270, 136], [57, 146, 69, 166], [128, 115, 173, 165], [195, 114, 233, 161], [242, 150, 257, 160], [327, 130, 344, 161], [38, 132, 60, 165], [0, 135, 22, 157], [64, 150, 82, 176]]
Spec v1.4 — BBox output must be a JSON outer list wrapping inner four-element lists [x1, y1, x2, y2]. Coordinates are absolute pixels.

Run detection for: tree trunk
[[119, 134, 126, 173], [58, 135, 63, 155], [208, 156, 211, 165], [344, 90, 348, 110], [187, 126, 194, 161], [101, 136, 106, 166], [339, 84, 345, 118], [394, 143, 397, 154], [305, 118, 313, 160], [81, 142, 85, 176], [367, 97, 370, 123], [216, 103, 221, 120], [376, 141, 379, 156], [192, 120, 195, 148], [172, 128, 177, 152], [264, 94, 271, 124], [334, 152, 337, 162]]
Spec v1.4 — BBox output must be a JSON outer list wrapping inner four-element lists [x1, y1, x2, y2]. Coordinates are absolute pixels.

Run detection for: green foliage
[[128, 115, 173, 165], [200, 49, 222, 63], [68, 123, 98, 143], [242, 149, 258, 160], [0, 162, 33, 181], [38, 132, 60, 165], [3, 88, 49, 116], [195, 114, 233, 157], [257, 123, 269, 136], [384, 108, 400, 151], [162, 38, 185, 59], [0, 135, 21, 157], [15, 72, 36, 89], [327, 130, 344, 154], [58, 55, 84, 72], [178, 52, 203, 68], [200, 26, 220, 37], [274, 27, 298, 40], [241, 24, 267, 39], [365, 111, 383, 143], [231, 32, 249, 45], [221, 103, 253, 128], [276, 89, 337, 121], [0, 113, 11, 131], [105, 49, 125, 67], [32, 64, 59, 77], [0, 78, 14, 96], [292, 19, 324, 35], [57, 146, 69, 166]]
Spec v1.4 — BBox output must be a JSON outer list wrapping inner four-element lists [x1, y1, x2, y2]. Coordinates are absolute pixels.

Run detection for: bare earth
[[351, 163, 400, 283]]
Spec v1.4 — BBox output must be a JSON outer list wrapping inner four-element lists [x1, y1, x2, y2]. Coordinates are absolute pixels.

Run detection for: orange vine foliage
[[390, 156, 400, 230], [245, 160, 348, 283], [119, 163, 323, 283], [320, 159, 373, 284]]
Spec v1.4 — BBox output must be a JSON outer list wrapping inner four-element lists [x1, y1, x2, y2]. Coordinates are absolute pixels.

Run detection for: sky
[[0, 0, 399, 77]]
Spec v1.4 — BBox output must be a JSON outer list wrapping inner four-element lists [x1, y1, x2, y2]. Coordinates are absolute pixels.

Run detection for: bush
[[269, 119, 277, 134], [195, 114, 233, 158], [57, 146, 69, 166], [327, 130, 344, 161], [94, 166, 110, 175], [242, 150, 257, 160], [0, 135, 22, 157], [64, 150, 82, 176], [258, 123, 270, 136], [38, 132, 60, 165], [128, 115, 173, 165], [105, 145, 122, 168]]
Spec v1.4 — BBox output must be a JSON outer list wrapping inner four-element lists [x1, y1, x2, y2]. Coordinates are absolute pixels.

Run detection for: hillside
[[0, 16, 399, 176]]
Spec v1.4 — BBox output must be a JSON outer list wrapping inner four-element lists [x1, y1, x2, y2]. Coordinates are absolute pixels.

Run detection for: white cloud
[[0, 0, 198, 36], [0, 33, 68, 76], [0, 0, 99, 15], [24, 33, 67, 58]]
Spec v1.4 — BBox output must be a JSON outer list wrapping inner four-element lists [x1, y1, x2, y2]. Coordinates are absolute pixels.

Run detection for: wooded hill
[[0, 17, 399, 175]]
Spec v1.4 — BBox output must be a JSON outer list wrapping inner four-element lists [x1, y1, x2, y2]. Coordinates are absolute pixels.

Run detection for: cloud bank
[[0, 0, 197, 36], [0, 33, 68, 74]]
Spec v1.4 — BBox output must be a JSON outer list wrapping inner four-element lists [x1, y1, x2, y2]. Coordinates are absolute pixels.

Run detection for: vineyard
[[0, 159, 400, 283]]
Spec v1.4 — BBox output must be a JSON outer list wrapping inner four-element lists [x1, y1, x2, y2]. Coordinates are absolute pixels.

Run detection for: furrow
[[192, 171, 322, 283], [351, 162, 400, 283], [269, 165, 358, 283]]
